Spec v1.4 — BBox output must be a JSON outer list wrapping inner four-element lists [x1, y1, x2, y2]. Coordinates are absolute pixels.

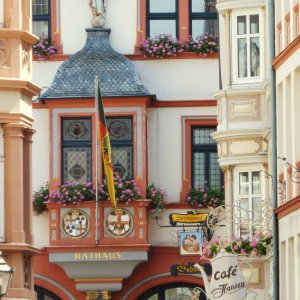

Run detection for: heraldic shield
[[62, 209, 89, 238]]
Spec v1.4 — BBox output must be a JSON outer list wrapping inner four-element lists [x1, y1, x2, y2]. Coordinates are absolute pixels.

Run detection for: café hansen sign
[[194, 251, 247, 300]]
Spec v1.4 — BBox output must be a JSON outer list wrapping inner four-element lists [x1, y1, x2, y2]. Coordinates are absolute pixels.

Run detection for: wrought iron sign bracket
[[260, 169, 286, 202], [154, 211, 213, 241], [278, 156, 300, 184]]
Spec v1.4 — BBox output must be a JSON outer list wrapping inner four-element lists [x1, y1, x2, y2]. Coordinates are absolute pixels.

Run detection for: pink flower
[[250, 240, 258, 247]]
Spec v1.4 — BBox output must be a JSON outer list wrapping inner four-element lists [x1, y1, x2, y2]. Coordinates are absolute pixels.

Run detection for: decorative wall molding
[[229, 98, 258, 120]]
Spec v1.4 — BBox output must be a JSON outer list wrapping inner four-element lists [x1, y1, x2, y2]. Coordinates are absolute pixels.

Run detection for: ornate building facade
[[0, 0, 41, 299], [2, 0, 296, 299]]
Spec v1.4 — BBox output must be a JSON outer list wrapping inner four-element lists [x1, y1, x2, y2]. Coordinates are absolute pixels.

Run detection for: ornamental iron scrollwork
[[155, 211, 213, 241], [191, 287, 208, 299], [278, 156, 300, 184], [206, 201, 272, 234], [260, 169, 286, 202]]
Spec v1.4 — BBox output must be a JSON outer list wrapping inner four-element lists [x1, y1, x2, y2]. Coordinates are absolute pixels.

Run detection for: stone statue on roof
[[89, 0, 106, 28]]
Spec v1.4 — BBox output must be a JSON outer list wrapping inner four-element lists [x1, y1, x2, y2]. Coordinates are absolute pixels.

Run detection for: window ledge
[[128, 52, 219, 60], [33, 52, 219, 62]]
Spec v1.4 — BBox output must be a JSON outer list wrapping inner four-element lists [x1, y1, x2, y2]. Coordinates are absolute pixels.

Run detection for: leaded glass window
[[235, 13, 261, 80], [192, 127, 222, 188], [61, 118, 92, 183], [32, 0, 51, 38], [107, 117, 133, 179], [190, 0, 218, 38], [146, 0, 178, 37]]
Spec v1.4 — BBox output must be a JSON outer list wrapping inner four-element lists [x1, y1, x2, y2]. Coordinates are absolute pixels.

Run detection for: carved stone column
[[222, 165, 233, 236], [3, 123, 26, 242], [23, 129, 35, 245]]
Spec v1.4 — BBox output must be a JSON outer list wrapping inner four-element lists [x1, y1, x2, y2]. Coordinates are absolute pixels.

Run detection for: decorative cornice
[[217, 0, 265, 14], [0, 242, 41, 254], [211, 129, 266, 141], [275, 195, 300, 219], [0, 79, 41, 97], [214, 86, 267, 99], [0, 113, 33, 127], [217, 155, 268, 167], [273, 34, 300, 70], [44, 245, 151, 253], [33, 52, 219, 62], [149, 100, 217, 108], [0, 29, 38, 45]]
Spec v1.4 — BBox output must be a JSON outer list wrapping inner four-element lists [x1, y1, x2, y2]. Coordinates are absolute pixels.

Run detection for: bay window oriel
[[60, 116, 134, 184], [233, 11, 262, 82], [107, 117, 133, 179], [235, 169, 262, 237], [61, 117, 92, 183]]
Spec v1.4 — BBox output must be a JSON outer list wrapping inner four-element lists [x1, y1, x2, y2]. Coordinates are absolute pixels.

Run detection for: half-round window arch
[[34, 286, 61, 300], [137, 282, 207, 300]]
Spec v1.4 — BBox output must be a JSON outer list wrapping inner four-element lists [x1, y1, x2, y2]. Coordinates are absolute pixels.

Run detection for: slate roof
[[40, 28, 151, 100]]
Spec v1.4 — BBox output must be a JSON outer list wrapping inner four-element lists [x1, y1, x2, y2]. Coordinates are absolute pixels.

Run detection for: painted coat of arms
[[106, 209, 132, 237], [62, 209, 89, 238]]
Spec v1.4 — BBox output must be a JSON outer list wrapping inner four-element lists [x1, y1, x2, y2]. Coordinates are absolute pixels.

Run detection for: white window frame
[[233, 166, 265, 237], [232, 9, 264, 84]]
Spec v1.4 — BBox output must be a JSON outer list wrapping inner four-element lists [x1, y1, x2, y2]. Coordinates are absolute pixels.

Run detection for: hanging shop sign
[[194, 252, 247, 300], [170, 263, 212, 276], [179, 231, 203, 255], [170, 264, 200, 276], [169, 212, 207, 226]]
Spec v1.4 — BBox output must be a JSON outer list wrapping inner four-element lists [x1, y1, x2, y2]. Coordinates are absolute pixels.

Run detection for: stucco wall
[[276, 48, 300, 201], [147, 106, 217, 201], [60, 0, 137, 54], [32, 109, 50, 248], [279, 209, 300, 300], [134, 59, 219, 100]]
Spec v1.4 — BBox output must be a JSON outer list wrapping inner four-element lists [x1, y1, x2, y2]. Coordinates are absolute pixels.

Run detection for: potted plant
[[202, 233, 273, 258], [186, 185, 224, 209], [185, 33, 219, 55], [146, 183, 167, 218], [140, 33, 219, 58], [32, 35, 58, 60], [32, 182, 49, 215], [33, 174, 167, 215], [140, 34, 184, 58]]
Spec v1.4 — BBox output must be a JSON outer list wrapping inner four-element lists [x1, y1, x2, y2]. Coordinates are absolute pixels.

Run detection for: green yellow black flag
[[95, 78, 117, 209]]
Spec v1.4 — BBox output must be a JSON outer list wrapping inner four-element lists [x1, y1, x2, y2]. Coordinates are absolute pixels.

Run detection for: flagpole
[[95, 76, 99, 244]]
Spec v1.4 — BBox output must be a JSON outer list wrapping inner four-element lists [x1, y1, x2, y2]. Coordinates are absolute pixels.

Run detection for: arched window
[[34, 286, 61, 300], [137, 282, 207, 300]]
